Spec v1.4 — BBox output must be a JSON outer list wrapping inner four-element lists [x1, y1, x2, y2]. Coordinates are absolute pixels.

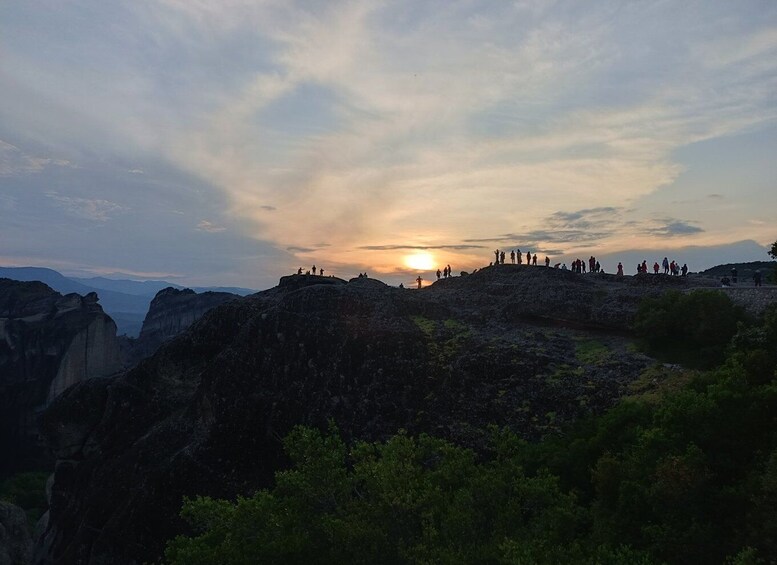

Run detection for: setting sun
[[404, 252, 435, 271]]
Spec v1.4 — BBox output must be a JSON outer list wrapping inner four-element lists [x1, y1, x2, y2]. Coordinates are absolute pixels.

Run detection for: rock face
[[36, 267, 776, 564], [0, 501, 32, 565], [131, 287, 238, 360], [0, 279, 124, 476]]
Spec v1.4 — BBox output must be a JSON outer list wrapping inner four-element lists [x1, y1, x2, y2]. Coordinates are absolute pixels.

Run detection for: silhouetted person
[[662, 257, 669, 274], [494, 249, 500, 264], [561, 263, 568, 270], [297, 267, 303, 275], [731, 267, 738, 283], [399, 283, 404, 288], [545, 256, 550, 267], [416, 276, 423, 289], [526, 251, 532, 266], [681, 264, 687, 276], [653, 262, 659, 274], [436, 268, 441, 280], [447, 264, 452, 277], [517, 250, 522, 264], [320, 268, 325, 276], [754, 270, 762, 287], [510, 250, 515, 264], [500, 251, 506, 264], [595, 261, 600, 272], [617, 262, 624, 276], [312, 265, 316, 275]]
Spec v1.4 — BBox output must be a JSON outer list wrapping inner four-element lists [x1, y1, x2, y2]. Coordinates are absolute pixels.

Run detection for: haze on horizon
[[1, 1, 775, 289]]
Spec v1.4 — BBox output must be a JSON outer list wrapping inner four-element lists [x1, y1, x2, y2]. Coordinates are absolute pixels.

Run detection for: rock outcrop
[[36, 266, 777, 564], [0, 501, 32, 565], [131, 287, 239, 360], [0, 279, 124, 476]]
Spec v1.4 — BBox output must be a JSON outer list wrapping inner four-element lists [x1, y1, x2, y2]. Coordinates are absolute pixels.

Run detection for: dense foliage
[[167, 304, 777, 565], [633, 289, 747, 367]]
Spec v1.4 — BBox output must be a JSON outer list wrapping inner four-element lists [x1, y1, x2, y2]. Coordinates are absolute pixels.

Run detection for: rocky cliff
[[130, 287, 239, 360], [36, 267, 775, 564], [0, 279, 124, 477]]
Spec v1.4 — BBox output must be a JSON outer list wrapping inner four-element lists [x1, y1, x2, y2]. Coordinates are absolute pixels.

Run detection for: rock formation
[[130, 287, 239, 360], [36, 267, 777, 563], [0, 279, 124, 476], [0, 501, 32, 565]]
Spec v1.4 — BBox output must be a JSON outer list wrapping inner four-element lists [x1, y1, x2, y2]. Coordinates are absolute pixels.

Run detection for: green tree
[[633, 290, 746, 367]]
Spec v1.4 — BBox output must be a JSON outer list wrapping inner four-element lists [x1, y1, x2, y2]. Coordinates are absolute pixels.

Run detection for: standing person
[[532, 254, 537, 266], [436, 268, 442, 280], [510, 250, 515, 264], [416, 275, 423, 289], [545, 256, 550, 267], [526, 251, 532, 266], [653, 262, 659, 274], [500, 251, 506, 264], [320, 268, 325, 276], [731, 267, 738, 283], [517, 250, 522, 264], [447, 264, 452, 277], [681, 264, 687, 276], [494, 249, 500, 264], [662, 257, 669, 274], [617, 262, 624, 276], [595, 261, 601, 273], [754, 270, 762, 287]]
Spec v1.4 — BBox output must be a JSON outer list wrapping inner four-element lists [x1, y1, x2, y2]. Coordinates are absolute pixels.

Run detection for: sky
[[1, 0, 775, 288]]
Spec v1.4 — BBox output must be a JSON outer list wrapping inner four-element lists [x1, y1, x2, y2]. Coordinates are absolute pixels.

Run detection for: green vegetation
[[0, 471, 49, 528], [575, 339, 613, 366], [633, 289, 747, 368], [167, 304, 777, 565], [410, 315, 471, 367]]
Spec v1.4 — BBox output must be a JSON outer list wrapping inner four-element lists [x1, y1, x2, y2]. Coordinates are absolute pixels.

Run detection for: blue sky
[[1, 1, 775, 287]]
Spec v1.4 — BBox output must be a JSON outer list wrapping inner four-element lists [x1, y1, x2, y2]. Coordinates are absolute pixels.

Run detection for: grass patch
[[575, 340, 613, 366], [626, 364, 698, 403]]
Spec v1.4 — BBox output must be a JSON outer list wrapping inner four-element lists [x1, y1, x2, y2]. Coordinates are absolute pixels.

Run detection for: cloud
[[196, 220, 227, 233], [644, 219, 705, 237], [0, 140, 73, 176], [45, 192, 123, 222], [359, 244, 487, 251], [287, 243, 331, 253], [1, 1, 774, 282]]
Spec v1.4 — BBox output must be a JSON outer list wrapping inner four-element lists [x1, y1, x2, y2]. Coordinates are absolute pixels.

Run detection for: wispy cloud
[[197, 220, 227, 233], [0, 140, 73, 176], [644, 219, 705, 237], [45, 192, 123, 222]]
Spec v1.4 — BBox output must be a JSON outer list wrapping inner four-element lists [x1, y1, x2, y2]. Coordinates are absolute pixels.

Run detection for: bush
[[633, 290, 746, 367]]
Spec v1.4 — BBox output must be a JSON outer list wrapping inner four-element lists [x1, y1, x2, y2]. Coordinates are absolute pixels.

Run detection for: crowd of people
[[293, 253, 768, 289]]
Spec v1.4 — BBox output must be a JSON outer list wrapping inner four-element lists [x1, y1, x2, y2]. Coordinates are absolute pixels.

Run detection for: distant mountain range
[[0, 267, 256, 336]]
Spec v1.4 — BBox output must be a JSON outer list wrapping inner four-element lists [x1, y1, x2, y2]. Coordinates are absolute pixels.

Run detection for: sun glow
[[404, 252, 436, 271]]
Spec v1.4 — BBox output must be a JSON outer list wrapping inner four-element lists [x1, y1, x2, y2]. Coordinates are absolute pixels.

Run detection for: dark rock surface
[[0, 501, 32, 565], [36, 267, 776, 564], [129, 287, 239, 361], [0, 279, 124, 476]]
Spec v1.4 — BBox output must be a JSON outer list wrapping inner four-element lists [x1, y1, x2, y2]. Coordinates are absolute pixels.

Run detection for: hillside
[[36, 265, 776, 564]]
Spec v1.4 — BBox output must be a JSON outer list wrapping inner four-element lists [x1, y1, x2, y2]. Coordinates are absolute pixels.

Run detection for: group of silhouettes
[[296, 265, 325, 277], [492, 249, 544, 266], [435, 265, 454, 280], [722, 267, 764, 287]]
